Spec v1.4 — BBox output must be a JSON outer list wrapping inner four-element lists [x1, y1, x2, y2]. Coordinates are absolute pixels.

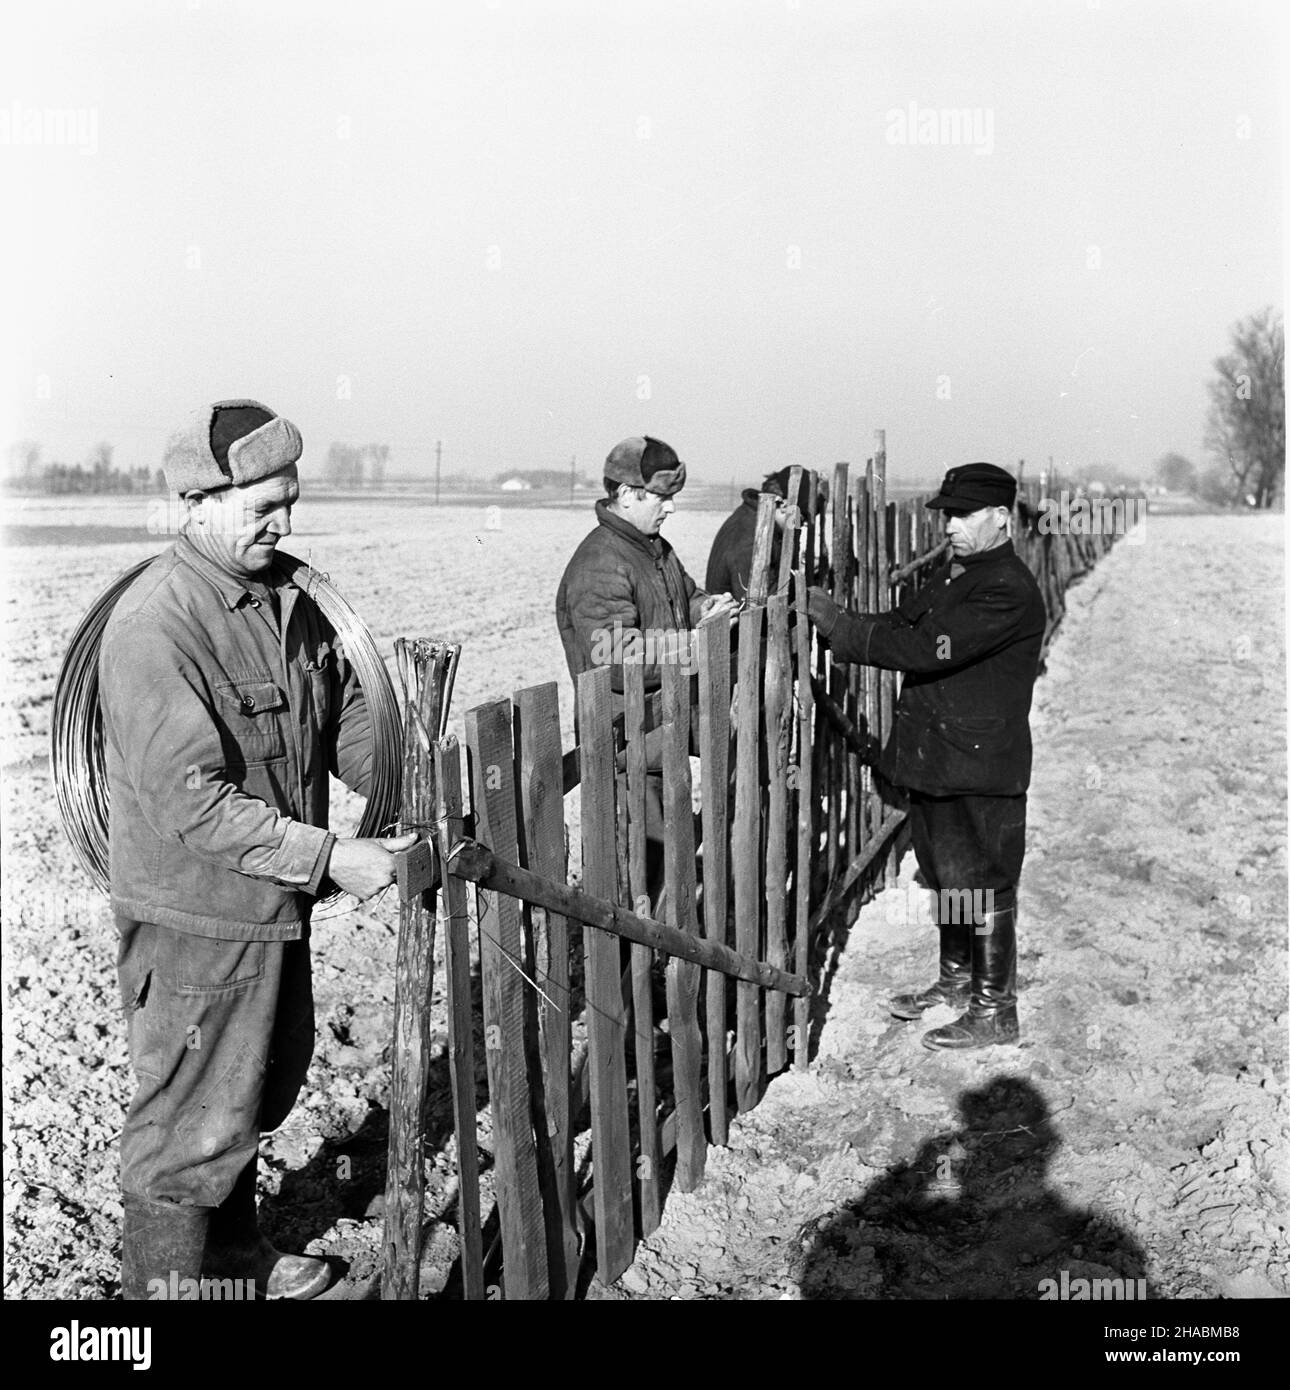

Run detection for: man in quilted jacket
[[556, 436, 737, 901], [100, 399, 417, 1299]]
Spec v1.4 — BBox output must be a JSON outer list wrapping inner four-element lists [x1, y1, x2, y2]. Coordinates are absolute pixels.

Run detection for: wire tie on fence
[[476, 921, 562, 1013]]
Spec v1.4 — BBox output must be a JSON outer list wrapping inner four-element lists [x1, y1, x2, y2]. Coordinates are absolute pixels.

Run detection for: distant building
[[500, 477, 532, 492]]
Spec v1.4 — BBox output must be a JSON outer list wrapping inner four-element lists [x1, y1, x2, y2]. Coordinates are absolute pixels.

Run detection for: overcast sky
[[4, 0, 1283, 485]]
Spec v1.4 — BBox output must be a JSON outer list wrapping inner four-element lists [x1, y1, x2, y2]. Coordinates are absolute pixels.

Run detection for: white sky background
[[4, 0, 1283, 486]]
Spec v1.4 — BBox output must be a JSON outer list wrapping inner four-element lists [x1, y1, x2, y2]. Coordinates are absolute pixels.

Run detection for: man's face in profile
[[944, 503, 1008, 557], [617, 484, 675, 537], [186, 465, 300, 575]]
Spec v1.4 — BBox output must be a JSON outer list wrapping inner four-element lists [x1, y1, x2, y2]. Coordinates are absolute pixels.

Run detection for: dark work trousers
[[907, 792, 1028, 910], [115, 916, 314, 1208]]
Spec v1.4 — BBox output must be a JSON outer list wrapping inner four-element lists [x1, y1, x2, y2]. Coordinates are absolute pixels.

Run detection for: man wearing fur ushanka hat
[[100, 399, 416, 1299], [556, 436, 738, 906]]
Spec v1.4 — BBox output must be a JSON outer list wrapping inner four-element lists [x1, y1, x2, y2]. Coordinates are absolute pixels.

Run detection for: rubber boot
[[203, 1158, 332, 1300], [889, 920, 972, 1020], [922, 901, 1020, 1050], [121, 1193, 209, 1301]]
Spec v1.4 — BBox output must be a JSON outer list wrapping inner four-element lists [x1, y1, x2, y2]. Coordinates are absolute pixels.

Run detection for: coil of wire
[[50, 549, 402, 905]]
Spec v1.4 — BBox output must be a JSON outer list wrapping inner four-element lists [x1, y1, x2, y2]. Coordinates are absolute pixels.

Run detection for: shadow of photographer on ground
[[794, 1076, 1153, 1300]]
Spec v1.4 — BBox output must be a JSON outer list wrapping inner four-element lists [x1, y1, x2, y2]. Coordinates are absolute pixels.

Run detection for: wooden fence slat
[[811, 472, 832, 909], [382, 661, 438, 1302], [661, 659, 706, 1191], [696, 615, 731, 1143], [826, 462, 849, 907], [793, 469, 818, 1071], [465, 701, 549, 1300], [777, 466, 803, 595], [748, 493, 779, 604], [576, 667, 634, 1285], [844, 474, 861, 865], [513, 685, 578, 1300], [792, 556, 814, 1071], [856, 472, 874, 845], [763, 593, 792, 1074], [732, 601, 764, 1113], [872, 434, 898, 892], [434, 736, 485, 1301], [622, 657, 661, 1235]]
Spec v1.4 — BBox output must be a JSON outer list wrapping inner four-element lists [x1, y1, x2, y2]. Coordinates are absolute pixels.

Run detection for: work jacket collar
[[175, 531, 296, 611], [595, 498, 664, 554]]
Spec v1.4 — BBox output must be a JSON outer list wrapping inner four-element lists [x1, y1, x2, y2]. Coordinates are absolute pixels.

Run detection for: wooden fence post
[[381, 644, 439, 1301]]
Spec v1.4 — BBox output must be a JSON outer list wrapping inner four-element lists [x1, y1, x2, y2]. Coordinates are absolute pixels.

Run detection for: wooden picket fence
[[380, 439, 1132, 1299]]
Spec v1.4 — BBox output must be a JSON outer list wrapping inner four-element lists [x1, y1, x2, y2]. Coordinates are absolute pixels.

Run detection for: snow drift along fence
[[382, 438, 1129, 1299]]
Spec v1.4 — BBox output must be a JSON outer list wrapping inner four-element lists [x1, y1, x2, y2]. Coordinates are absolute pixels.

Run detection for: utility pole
[[434, 439, 442, 506], [568, 454, 576, 507]]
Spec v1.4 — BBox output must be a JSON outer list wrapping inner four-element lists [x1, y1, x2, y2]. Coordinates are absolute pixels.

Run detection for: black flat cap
[[925, 461, 1017, 511]]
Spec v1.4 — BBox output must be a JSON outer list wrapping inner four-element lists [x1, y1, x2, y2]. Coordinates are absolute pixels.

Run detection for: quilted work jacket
[[99, 535, 372, 939], [555, 500, 707, 711], [824, 539, 1046, 796]]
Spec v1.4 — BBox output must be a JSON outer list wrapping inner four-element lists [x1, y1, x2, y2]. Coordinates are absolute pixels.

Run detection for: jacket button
[[242, 696, 254, 709]]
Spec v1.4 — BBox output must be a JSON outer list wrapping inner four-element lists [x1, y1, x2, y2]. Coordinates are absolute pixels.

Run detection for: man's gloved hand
[[806, 586, 842, 636], [327, 831, 419, 901]]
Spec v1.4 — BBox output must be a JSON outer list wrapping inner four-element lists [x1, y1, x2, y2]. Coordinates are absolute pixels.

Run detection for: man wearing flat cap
[[100, 399, 416, 1298], [807, 462, 1045, 1050], [556, 437, 737, 902]]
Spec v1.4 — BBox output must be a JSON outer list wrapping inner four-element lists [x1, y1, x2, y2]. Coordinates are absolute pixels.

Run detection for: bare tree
[[325, 441, 364, 488], [366, 443, 389, 488], [7, 439, 41, 481], [1153, 452, 1196, 493], [1204, 307, 1285, 509]]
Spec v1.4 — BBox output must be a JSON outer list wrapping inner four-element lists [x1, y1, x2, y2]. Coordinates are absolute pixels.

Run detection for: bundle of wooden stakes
[[382, 638, 460, 1301]]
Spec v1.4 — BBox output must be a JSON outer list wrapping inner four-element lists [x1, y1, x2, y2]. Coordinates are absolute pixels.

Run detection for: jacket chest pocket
[[215, 679, 288, 766]]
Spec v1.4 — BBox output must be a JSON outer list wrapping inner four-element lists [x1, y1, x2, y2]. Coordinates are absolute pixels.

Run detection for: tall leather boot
[[922, 900, 1020, 1050], [203, 1157, 332, 1300], [889, 915, 972, 1021], [121, 1194, 208, 1300]]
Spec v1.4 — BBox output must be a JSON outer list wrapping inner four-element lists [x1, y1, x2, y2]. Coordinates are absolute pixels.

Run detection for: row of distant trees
[[5, 310, 1281, 504], [2, 440, 397, 494], [5, 441, 165, 495]]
